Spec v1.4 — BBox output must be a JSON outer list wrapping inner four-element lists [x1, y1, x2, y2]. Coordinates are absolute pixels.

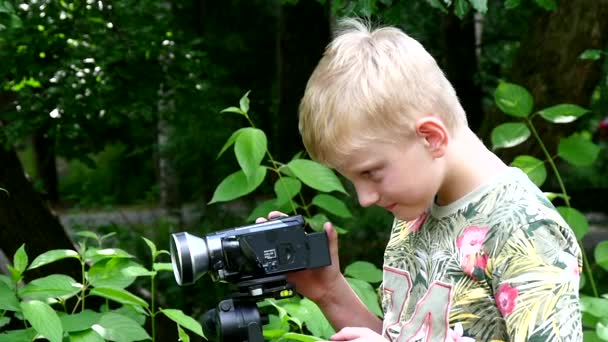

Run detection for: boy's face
[[336, 136, 444, 221]]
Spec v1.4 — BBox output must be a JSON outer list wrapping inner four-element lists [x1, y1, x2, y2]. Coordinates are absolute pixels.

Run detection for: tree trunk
[[33, 126, 59, 203], [276, 1, 331, 161], [0, 143, 80, 280], [479, 0, 608, 162], [440, 12, 484, 133]]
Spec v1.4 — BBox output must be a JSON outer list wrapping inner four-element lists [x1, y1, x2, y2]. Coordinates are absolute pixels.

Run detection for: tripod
[[202, 275, 295, 342]]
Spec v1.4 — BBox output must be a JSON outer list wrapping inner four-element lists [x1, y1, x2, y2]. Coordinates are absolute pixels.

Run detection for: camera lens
[[170, 232, 210, 285]]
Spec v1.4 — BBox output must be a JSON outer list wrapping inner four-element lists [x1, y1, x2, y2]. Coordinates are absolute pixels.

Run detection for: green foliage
[[258, 261, 383, 341], [210, 92, 350, 232], [59, 144, 156, 207], [0, 234, 203, 341], [492, 81, 607, 341]]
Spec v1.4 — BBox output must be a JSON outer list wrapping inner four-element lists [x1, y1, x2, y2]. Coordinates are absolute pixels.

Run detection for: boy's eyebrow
[[350, 159, 383, 173]]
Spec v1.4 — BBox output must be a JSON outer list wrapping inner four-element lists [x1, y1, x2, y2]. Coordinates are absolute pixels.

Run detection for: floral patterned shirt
[[381, 167, 582, 341]]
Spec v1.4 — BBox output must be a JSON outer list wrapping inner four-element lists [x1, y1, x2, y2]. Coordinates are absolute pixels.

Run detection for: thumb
[[324, 222, 340, 267]]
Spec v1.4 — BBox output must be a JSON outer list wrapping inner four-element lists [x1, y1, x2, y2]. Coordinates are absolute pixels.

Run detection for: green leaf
[[21, 300, 63, 342], [504, 0, 521, 9], [89, 287, 148, 308], [511, 155, 547, 186], [217, 127, 247, 159], [85, 248, 133, 265], [295, 299, 335, 339], [346, 277, 382, 317], [597, 319, 608, 341], [177, 325, 190, 342], [344, 261, 383, 283], [579, 49, 603, 61], [580, 295, 608, 318], [312, 194, 352, 218], [87, 259, 139, 289], [13, 244, 28, 273], [141, 237, 156, 259], [538, 104, 589, 123], [235, 127, 267, 181], [239, 90, 251, 114], [424, 0, 448, 12], [209, 167, 267, 204], [544, 192, 570, 203], [491, 122, 530, 149], [468, 0, 488, 12], [0, 328, 37, 342], [274, 177, 302, 206], [305, 214, 330, 232], [247, 199, 297, 222], [121, 265, 154, 277], [0, 281, 20, 311], [583, 331, 606, 342], [161, 309, 205, 338], [558, 134, 600, 167], [594, 241, 608, 272], [276, 301, 304, 329], [280, 332, 323, 341], [0, 317, 9, 329], [534, 0, 557, 10], [220, 106, 245, 116], [76, 231, 100, 240], [113, 306, 147, 325], [557, 206, 589, 240], [29, 249, 79, 270], [91, 313, 151, 342], [494, 82, 534, 118], [60, 310, 102, 332], [68, 329, 105, 342], [19, 274, 81, 301], [454, 0, 471, 18], [287, 159, 346, 194]]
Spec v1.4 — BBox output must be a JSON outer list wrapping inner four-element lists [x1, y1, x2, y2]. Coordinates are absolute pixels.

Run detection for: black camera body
[[170, 215, 330, 286], [170, 215, 331, 342]]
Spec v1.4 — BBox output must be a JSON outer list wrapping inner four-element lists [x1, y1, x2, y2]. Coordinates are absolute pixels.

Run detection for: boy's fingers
[[256, 210, 287, 223], [268, 211, 288, 219]]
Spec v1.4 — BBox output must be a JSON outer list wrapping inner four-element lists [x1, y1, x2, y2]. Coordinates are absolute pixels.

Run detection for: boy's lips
[[383, 203, 397, 211]]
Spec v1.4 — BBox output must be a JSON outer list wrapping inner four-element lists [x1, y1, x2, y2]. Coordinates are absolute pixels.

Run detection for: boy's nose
[[356, 186, 379, 208]]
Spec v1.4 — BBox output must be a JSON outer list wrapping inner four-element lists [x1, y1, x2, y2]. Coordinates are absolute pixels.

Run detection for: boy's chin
[[392, 208, 426, 222]]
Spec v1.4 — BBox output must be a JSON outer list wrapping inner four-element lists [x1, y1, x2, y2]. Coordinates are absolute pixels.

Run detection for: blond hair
[[298, 18, 467, 168]]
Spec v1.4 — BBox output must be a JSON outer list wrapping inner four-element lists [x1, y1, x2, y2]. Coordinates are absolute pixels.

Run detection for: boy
[[262, 18, 582, 341]]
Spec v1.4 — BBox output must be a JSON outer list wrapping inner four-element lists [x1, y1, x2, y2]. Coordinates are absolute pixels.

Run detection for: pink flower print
[[448, 323, 476, 342], [456, 226, 489, 256], [462, 253, 489, 279], [409, 211, 429, 233], [496, 283, 519, 316]]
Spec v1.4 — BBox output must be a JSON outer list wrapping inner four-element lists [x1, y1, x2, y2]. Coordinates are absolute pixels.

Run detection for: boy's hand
[[255, 211, 342, 303], [327, 327, 388, 341]]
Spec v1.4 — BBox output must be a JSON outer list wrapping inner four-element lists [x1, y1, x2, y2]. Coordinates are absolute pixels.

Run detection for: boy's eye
[[362, 170, 379, 180]]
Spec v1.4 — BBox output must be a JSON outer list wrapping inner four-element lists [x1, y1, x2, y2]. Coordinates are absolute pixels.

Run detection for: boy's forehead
[[335, 144, 385, 173]]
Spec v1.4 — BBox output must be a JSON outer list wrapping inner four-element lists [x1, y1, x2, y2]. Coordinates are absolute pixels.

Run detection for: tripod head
[[202, 275, 295, 342]]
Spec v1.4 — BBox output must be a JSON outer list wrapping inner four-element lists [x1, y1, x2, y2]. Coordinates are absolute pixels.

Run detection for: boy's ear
[[415, 116, 448, 158]]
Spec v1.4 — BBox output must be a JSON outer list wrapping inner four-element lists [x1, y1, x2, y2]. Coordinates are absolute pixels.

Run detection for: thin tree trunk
[[440, 12, 484, 132], [276, 1, 331, 161], [32, 125, 59, 203]]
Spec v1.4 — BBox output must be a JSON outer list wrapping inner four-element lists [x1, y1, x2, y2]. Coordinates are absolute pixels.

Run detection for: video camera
[[170, 215, 331, 342]]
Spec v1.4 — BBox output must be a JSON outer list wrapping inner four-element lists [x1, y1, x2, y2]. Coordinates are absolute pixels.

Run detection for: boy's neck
[[435, 127, 508, 206]]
